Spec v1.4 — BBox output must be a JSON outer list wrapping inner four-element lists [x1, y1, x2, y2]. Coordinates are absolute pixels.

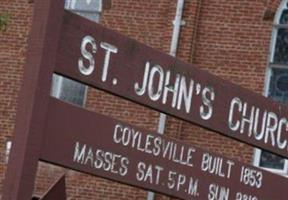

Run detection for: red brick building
[[1, 0, 287, 199]]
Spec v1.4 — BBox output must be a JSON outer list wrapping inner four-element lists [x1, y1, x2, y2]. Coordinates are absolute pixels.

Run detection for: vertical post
[[2, 0, 65, 199]]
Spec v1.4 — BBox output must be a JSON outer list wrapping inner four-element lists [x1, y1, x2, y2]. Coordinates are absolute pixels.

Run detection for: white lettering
[[100, 42, 118, 82], [148, 65, 164, 101], [162, 71, 180, 108], [200, 87, 215, 120], [134, 62, 150, 96], [208, 183, 229, 200], [177, 76, 194, 113], [228, 97, 242, 131], [78, 35, 97, 75]]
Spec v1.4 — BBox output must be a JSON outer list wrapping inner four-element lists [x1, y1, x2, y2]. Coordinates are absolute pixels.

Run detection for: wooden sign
[[40, 97, 288, 200], [54, 10, 288, 159], [3, 0, 288, 200]]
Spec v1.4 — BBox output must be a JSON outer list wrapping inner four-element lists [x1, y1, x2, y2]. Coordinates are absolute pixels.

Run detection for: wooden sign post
[[3, 0, 288, 199], [2, 0, 65, 199]]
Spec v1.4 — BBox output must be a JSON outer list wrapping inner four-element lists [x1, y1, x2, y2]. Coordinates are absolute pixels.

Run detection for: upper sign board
[[55, 11, 288, 158]]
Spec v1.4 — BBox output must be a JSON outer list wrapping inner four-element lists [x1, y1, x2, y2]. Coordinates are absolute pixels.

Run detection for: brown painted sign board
[[55, 10, 288, 158], [3, 0, 288, 199], [40, 97, 288, 200]]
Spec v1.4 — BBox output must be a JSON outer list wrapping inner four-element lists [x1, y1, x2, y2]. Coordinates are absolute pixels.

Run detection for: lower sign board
[[55, 10, 288, 158], [40, 97, 287, 200]]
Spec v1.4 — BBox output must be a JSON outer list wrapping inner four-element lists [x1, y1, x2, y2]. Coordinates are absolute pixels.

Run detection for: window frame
[[65, 0, 102, 22], [51, 74, 88, 107], [253, 0, 288, 175], [253, 148, 288, 174], [66, 0, 102, 12]]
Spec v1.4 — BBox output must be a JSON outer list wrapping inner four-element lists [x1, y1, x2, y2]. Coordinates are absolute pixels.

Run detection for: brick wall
[[0, 0, 282, 199]]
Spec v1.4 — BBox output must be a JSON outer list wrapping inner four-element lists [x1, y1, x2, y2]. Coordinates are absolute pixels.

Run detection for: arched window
[[253, 0, 288, 174]]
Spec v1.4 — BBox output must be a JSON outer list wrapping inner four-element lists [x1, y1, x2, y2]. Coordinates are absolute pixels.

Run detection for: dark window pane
[[259, 151, 285, 170], [74, 11, 100, 22], [260, 5, 288, 171], [51, 74, 61, 97], [268, 68, 288, 103], [74, 0, 101, 12], [51, 74, 86, 106], [59, 78, 86, 106], [280, 9, 288, 24], [65, 0, 101, 22], [274, 28, 288, 64], [64, 0, 70, 8], [264, 67, 288, 170]]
